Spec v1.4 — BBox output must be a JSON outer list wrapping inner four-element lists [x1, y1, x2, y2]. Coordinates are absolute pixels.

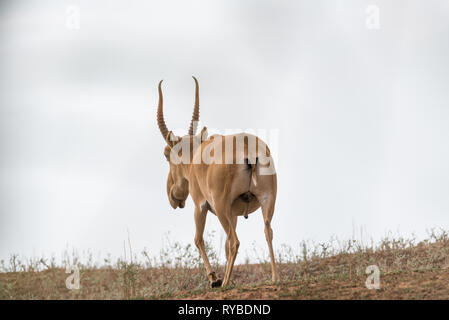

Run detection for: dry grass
[[1, 229, 449, 299]]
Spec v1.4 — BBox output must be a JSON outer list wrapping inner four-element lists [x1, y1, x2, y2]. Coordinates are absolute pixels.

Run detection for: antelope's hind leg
[[218, 212, 239, 287], [193, 205, 221, 288], [261, 199, 280, 283]]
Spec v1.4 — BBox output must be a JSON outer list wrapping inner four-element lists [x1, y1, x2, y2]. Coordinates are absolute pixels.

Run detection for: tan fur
[[156, 77, 279, 287]]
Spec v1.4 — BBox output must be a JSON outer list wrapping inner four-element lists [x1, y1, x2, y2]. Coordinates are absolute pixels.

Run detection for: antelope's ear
[[198, 126, 208, 142], [165, 131, 178, 148]]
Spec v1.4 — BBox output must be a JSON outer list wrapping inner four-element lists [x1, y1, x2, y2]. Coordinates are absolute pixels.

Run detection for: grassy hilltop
[[1, 230, 449, 299]]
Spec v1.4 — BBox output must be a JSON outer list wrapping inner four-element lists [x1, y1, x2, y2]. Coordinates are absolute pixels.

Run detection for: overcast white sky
[[1, 0, 449, 264]]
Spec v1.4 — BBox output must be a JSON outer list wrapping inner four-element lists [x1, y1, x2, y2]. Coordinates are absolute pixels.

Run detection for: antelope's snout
[[169, 189, 187, 209]]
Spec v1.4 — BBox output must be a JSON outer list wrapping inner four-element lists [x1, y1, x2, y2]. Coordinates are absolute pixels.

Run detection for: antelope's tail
[[251, 163, 257, 187], [245, 157, 258, 187]]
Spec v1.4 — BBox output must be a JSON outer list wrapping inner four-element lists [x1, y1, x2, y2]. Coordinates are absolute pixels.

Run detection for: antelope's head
[[157, 76, 208, 209]]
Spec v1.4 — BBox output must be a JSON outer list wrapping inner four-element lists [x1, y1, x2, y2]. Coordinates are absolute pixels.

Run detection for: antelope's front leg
[[193, 206, 222, 288]]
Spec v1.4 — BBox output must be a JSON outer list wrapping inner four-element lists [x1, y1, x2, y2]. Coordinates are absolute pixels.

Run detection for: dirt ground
[[176, 269, 449, 300]]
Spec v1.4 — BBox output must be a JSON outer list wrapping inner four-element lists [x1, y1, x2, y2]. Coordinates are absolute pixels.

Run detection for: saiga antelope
[[156, 77, 278, 287]]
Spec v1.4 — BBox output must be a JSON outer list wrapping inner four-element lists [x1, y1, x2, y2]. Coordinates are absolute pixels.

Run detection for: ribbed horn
[[188, 76, 200, 135], [157, 80, 169, 140]]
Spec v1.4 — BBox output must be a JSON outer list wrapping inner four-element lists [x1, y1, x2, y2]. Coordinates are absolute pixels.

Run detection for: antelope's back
[[195, 133, 272, 165], [193, 133, 276, 201]]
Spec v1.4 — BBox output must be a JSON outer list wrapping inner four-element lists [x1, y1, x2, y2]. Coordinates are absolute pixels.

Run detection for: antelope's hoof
[[211, 279, 222, 288]]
